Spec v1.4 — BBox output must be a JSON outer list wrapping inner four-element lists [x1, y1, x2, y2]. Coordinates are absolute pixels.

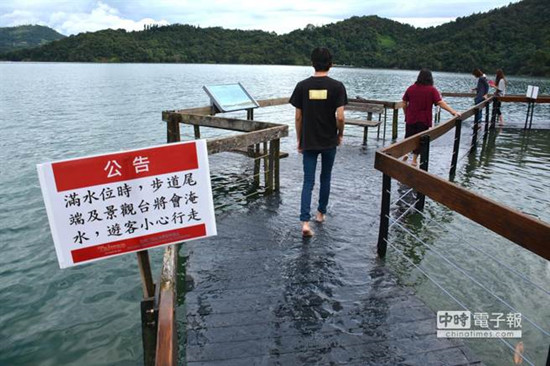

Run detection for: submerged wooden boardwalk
[[180, 141, 483, 366]]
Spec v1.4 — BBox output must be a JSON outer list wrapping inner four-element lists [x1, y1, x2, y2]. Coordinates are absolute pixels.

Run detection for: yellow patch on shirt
[[309, 89, 328, 100]]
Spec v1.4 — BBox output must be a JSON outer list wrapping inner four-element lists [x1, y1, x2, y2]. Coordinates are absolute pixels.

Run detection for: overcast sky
[[0, 0, 521, 36]]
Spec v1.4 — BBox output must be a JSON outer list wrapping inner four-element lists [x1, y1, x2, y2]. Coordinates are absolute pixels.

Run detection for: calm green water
[[0, 63, 549, 365]]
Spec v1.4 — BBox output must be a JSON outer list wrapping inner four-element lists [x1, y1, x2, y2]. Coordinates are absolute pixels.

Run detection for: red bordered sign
[[37, 140, 216, 268]]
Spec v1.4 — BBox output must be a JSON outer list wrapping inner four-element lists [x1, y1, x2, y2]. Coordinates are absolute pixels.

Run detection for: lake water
[[0, 63, 549, 365]]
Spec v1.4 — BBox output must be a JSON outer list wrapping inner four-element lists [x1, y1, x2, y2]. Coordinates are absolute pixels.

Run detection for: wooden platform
[[180, 143, 484, 366], [231, 146, 289, 159]]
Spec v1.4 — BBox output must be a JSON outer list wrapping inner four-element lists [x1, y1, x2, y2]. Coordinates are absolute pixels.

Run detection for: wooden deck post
[[263, 142, 268, 189], [137, 251, 155, 298], [392, 107, 399, 140], [377, 174, 391, 259], [415, 135, 430, 212], [253, 144, 260, 188], [273, 139, 280, 191], [167, 117, 181, 144], [267, 140, 275, 194], [377, 112, 382, 139], [383, 107, 387, 140], [193, 125, 201, 139], [362, 111, 373, 145], [449, 119, 462, 180]]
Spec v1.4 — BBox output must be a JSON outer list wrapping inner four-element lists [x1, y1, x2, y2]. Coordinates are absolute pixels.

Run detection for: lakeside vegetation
[[1, 0, 548, 76]]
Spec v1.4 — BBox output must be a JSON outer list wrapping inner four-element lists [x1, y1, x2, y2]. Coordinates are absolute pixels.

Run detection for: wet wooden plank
[[345, 118, 382, 127], [206, 126, 288, 155]]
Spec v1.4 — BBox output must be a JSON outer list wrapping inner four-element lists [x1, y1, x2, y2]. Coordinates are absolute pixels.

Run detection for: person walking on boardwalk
[[402, 68, 460, 167], [491, 69, 507, 125], [289, 47, 348, 237], [472, 68, 489, 124]]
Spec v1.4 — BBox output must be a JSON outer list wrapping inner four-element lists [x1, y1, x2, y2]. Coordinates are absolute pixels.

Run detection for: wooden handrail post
[[484, 103, 490, 137], [377, 173, 391, 259], [472, 109, 480, 149], [449, 119, 462, 180], [528, 100, 535, 129], [392, 107, 399, 140], [524, 101, 532, 130], [415, 135, 430, 212], [490, 99, 497, 129]]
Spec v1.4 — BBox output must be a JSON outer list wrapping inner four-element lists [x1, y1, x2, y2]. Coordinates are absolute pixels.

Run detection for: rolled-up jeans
[[300, 147, 337, 222], [474, 96, 484, 123]]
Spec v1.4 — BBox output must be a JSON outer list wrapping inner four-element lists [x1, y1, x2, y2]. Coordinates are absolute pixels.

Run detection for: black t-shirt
[[289, 76, 348, 150]]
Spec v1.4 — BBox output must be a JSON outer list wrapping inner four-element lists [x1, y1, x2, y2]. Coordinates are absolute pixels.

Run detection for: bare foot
[[315, 211, 326, 223], [302, 222, 314, 237], [411, 160, 418, 167]]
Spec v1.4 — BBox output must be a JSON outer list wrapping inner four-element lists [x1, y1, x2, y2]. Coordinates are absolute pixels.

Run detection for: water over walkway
[[178, 138, 483, 365]]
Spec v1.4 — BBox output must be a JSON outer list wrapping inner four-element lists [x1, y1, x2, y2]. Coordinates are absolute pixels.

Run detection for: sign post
[[37, 140, 216, 269]]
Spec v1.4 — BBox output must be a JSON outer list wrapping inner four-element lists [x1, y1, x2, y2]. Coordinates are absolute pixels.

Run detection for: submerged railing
[[374, 95, 550, 364]]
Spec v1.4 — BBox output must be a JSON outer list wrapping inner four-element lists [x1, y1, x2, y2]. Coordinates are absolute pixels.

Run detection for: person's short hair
[[472, 68, 483, 77], [415, 68, 434, 86], [311, 47, 333, 72]]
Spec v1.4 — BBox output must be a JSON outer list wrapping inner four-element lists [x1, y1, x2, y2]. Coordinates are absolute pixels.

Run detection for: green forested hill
[[0, 25, 65, 53], [1, 0, 548, 76]]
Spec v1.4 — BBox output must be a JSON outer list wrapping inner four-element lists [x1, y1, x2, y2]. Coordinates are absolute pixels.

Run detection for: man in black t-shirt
[[289, 47, 348, 237]]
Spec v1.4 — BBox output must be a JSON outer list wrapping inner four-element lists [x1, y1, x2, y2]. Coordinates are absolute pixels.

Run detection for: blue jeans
[[300, 147, 337, 221], [474, 96, 484, 123]]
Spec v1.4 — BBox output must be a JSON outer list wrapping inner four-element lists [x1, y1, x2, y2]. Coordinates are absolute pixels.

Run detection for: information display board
[[203, 83, 259, 112]]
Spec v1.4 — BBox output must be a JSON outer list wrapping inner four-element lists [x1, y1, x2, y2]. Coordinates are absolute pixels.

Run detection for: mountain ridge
[[1, 0, 548, 76], [0, 25, 65, 53]]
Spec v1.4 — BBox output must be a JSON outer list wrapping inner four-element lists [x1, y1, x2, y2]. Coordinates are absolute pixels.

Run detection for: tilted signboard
[[37, 140, 216, 268]]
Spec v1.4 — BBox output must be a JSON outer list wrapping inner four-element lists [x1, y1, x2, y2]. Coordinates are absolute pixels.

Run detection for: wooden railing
[[375, 97, 550, 261]]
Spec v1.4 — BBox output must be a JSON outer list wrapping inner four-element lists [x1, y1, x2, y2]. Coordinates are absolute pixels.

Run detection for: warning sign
[[37, 140, 216, 268]]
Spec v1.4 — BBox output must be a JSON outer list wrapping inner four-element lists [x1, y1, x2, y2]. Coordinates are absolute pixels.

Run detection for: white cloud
[[0, 0, 524, 35], [391, 17, 457, 28], [49, 2, 169, 35], [1, 9, 44, 27]]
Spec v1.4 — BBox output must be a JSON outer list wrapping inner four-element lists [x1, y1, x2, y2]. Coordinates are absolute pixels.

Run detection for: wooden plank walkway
[[180, 141, 483, 366]]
